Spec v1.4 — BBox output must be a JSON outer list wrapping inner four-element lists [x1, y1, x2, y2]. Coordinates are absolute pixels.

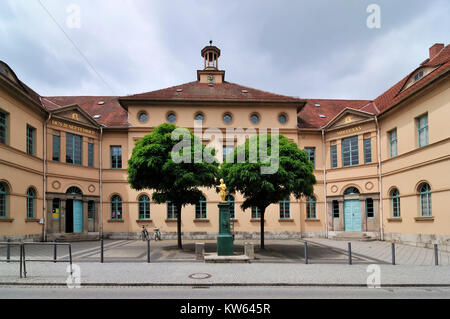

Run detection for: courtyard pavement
[[2, 238, 449, 265], [1, 239, 449, 286]]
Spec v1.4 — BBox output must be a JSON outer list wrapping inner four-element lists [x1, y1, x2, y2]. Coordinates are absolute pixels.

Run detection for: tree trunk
[[260, 208, 266, 250], [176, 204, 182, 249]]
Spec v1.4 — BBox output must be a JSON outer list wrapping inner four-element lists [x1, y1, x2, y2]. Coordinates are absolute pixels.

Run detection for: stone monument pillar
[[216, 179, 234, 256]]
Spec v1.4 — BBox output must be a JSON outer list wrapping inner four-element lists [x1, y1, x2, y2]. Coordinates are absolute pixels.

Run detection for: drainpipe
[[322, 129, 328, 238], [99, 126, 103, 238], [375, 116, 384, 241], [43, 112, 52, 242]]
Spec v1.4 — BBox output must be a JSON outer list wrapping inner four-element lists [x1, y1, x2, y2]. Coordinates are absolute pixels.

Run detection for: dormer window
[[414, 71, 424, 82]]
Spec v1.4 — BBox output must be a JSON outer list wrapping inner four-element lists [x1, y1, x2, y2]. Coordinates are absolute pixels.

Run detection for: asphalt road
[[0, 286, 449, 299]]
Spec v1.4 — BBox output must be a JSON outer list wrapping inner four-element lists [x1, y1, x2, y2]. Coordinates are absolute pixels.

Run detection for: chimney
[[429, 43, 444, 60]]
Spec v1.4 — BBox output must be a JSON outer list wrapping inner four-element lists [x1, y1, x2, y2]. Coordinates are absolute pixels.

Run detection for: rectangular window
[[222, 145, 234, 163], [342, 136, 359, 167], [52, 135, 60, 162], [305, 147, 316, 169], [330, 145, 337, 168], [88, 201, 95, 220], [195, 200, 207, 220], [389, 129, 398, 157], [332, 200, 339, 219], [417, 114, 428, 148], [88, 143, 94, 167], [52, 199, 60, 220], [110, 146, 122, 169], [306, 197, 317, 219], [167, 201, 178, 220], [26, 125, 36, 155], [66, 133, 83, 165], [366, 198, 374, 219], [364, 138, 372, 164], [251, 207, 260, 220], [280, 200, 290, 219], [0, 110, 7, 145]]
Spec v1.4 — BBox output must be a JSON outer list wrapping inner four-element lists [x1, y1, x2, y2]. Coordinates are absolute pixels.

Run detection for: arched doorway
[[343, 187, 361, 232], [66, 187, 83, 233]]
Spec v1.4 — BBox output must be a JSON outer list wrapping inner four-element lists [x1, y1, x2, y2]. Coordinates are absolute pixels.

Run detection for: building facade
[[0, 43, 449, 251]]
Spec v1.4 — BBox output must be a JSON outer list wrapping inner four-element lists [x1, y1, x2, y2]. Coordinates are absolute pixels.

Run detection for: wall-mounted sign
[[52, 208, 60, 220], [51, 120, 97, 136], [336, 126, 362, 136]]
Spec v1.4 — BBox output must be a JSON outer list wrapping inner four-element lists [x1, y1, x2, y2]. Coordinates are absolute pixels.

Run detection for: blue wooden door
[[73, 200, 83, 233], [344, 200, 361, 232]]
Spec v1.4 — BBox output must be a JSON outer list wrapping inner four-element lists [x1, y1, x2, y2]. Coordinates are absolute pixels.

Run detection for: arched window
[[306, 196, 317, 219], [66, 187, 83, 195], [27, 187, 35, 219], [280, 198, 290, 219], [419, 183, 432, 217], [110, 195, 122, 220], [391, 189, 400, 218], [195, 196, 207, 220], [344, 187, 360, 195], [0, 182, 7, 219], [138, 195, 150, 220], [226, 195, 235, 219]]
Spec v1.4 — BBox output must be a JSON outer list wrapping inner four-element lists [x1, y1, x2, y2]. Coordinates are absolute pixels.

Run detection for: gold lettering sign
[[337, 126, 362, 136], [51, 120, 97, 136]]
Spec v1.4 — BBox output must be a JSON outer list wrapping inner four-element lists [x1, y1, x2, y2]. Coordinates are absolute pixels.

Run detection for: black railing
[[0, 241, 23, 278]]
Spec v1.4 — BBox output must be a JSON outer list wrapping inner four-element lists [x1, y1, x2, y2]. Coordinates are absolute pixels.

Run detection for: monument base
[[217, 202, 234, 256], [217, 234, 234, 256]]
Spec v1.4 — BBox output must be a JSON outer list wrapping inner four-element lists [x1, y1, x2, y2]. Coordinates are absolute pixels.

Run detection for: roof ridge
[[224, 81, 303, 100], [124, 81, 198, 98]]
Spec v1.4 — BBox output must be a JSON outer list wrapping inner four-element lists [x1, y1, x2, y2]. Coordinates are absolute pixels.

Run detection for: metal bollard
[[348, 242, 352, 265], [392, 243, 396, 265], [100, 239, 104, 263], [147, 239, 151, 263], [304, 241, 309, 264], [53, 240, 57, 263], [434, 244, 439, 266], [6, 239, 10, 263], [69, 244, 73, 275]]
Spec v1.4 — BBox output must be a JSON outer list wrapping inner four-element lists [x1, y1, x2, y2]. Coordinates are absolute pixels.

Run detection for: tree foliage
[[219, 133, 316, 248], [127, 123, 219, 248]]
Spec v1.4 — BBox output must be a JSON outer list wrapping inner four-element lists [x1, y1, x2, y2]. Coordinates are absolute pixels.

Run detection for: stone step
[[46, 233, 100, 242], [332, 232, 377, 242]]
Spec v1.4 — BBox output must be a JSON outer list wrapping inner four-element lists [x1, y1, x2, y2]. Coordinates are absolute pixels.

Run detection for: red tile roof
[[3, 44, 449, 130], [298, 99, 373, 129], [123, 81, 304, 102], [43, 96, 128, 128], [373, 44, 450, 113]]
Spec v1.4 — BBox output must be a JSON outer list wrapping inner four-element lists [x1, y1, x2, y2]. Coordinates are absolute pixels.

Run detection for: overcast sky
[[1, 0, 449, 100]]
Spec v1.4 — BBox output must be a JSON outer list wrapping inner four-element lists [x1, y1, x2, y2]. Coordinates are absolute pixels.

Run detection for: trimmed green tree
[[219, 134, 316, 249], [127, 123, 218, 249]]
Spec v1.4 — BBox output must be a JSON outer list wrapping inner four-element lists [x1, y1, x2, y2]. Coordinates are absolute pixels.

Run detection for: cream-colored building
[[0, 43, 449, 251]]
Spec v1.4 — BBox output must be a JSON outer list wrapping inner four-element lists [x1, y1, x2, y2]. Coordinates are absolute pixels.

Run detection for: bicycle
[[153, 227, 162, 241], [140, 224, 150, 241]]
